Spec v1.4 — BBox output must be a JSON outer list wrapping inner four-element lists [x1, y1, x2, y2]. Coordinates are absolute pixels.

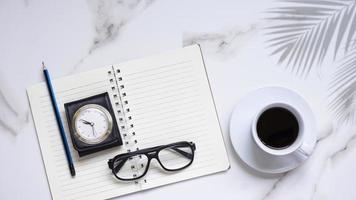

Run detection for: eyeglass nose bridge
[[108, 159, 113, 169], [140, 152, 159, 174], [146, 151, 159, 159]]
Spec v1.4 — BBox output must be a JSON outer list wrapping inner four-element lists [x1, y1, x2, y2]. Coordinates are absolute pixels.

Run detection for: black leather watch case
[[64, 92, 123, 157]]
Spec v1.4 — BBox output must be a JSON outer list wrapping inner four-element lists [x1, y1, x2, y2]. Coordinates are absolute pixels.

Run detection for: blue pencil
[[42, 62, 76, 177]]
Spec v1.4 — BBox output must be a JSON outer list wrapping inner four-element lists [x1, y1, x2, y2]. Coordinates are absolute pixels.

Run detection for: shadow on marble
[[226, 131, 284, 179]]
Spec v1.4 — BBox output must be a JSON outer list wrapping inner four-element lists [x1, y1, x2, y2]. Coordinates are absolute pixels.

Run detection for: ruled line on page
[[124, 64, 193, 85], [122, 60, 192, 77], [39, 79, 108, 100], [126, 81, 198, 100], [40, 83, 109, 107]]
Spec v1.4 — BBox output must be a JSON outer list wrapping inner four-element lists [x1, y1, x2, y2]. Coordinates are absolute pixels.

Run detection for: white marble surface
[[1, 0, 356, 199]]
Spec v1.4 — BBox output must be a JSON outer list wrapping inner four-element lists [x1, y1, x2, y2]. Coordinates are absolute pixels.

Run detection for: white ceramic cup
[[251, 102, 313, 158]]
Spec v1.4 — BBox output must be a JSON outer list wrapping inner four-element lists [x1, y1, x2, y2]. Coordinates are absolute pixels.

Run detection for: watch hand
[[91, 125, 96, 137], [80, 119, 94, 126]]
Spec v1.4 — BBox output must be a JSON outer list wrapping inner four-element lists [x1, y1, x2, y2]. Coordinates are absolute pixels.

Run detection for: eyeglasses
[[108, 141, 196, 181]]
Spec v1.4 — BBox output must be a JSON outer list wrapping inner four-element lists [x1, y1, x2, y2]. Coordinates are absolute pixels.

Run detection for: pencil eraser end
[[69, 163, 76, 177]]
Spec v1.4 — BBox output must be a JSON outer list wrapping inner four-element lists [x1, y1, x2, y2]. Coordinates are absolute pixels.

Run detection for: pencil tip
[[42, 61, 46, 69]]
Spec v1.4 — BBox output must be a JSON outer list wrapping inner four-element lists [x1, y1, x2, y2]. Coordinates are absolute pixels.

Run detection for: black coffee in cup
[[256, 107, 299, 149]]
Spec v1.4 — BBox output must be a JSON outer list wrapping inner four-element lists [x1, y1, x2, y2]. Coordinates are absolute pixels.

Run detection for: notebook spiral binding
[[110, 67, 147, 184]]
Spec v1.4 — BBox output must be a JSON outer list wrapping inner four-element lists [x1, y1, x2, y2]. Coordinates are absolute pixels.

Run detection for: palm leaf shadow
[[265, 0, 356, 77], [329, 45, 356, 123]]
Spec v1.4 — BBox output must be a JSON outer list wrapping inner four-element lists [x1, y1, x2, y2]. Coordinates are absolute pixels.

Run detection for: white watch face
[[73, 104, 113, 144]]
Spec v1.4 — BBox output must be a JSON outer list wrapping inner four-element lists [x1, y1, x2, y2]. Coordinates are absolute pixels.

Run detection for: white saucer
[[229, 87, 316, 174]]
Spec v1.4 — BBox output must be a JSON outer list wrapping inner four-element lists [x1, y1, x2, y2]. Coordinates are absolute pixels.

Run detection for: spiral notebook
[[27, 45, 230, 200]]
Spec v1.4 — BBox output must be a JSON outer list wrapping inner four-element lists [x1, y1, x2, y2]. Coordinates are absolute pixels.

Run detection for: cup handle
[[295, 142, 314, 160]]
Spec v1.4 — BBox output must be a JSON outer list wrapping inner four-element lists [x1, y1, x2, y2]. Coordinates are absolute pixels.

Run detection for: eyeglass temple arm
[[108, 158, 127, 173], [171, 147, 194, 159]]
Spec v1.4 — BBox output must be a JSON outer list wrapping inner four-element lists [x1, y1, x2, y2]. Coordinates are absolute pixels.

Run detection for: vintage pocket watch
[[64, 93, 122, 157]]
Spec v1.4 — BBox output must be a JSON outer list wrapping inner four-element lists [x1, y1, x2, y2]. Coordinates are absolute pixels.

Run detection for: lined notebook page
[[114, 45, 230, 190], [27, 67, 139, 200]]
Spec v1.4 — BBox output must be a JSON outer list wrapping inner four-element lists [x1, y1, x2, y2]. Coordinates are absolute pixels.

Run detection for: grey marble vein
[[70, 0, 155, 72], [87, 0, 155, 53], [310, 181, 320, 200], [304, 126, 334, 199], [254, 125, 336, 200], [0, 89, 19, 117], [308, 126, 356, 199], [261, 172, 288, 200], [0, 117, 18, 135], [309, 159, 329, 200], [330, 132, 356, 160], [316, 123, 334, 143], [0, 88, 29, 135], [183, 25, 259, 60]]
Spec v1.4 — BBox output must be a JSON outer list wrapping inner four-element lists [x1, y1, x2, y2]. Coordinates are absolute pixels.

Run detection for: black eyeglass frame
[[108, 141, 196, 181]]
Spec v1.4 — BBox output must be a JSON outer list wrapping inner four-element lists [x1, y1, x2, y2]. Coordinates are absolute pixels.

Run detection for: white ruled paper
[[27, 45, 229, 200], [114, 45, 229, 190]]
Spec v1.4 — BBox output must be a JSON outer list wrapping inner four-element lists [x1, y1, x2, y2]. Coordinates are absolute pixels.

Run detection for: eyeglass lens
[[158, 145, 193, 170]]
